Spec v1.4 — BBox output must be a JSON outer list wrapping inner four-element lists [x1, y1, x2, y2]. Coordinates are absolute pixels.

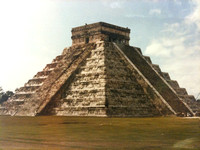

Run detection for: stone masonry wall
[[53, 41, 107, 116], [117, 44, 194, 116], [104, 43, 162, 117]]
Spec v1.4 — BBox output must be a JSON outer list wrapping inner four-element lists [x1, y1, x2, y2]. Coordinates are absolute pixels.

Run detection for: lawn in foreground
[[0, 116, 199, 149]]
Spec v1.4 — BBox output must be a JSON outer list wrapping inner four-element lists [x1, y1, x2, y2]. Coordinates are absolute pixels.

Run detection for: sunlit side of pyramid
[[0, 22, 199, 117]]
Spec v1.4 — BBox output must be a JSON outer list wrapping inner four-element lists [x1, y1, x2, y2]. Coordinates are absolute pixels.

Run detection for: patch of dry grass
[[0, 116, 199, 149]]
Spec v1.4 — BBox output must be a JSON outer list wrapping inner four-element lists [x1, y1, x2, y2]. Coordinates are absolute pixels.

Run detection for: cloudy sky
[[0, 0, 199, 97]]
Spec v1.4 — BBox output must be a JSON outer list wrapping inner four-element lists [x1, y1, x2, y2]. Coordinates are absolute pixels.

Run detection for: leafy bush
[[0, 87, 14, 104]]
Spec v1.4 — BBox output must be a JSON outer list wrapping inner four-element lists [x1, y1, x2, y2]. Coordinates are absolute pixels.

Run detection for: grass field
[[0, 116, 199, 149]]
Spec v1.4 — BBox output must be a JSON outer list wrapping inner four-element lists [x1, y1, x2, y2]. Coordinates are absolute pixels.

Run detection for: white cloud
[[144, 1, 200, 97], [145, 40, 171, 57], [125, 14, 147, 18], [110, 1, 121, 8], [185, 0, 200, 31], [174, 0, 182, 5], [162, 23, 180, 32], [149, 9, 161, 15], [146, 0, 181, 3], [145, 0, 160, 2], [101, 0, 126, 9]]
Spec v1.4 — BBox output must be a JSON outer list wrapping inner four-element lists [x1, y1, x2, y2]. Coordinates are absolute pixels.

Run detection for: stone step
[[106, 79, 138, 83], [17, 86, 40, 92], [15, 91, 35, 94], [27, 78, 46, 85], [33, 75, 48, 79], [179, 95, 196, 103], [108, 89, 145, 95], [67, 88, 105, 93], [24, 83, 43, 87], [55, 107, 107, 116], [43, 62, 58, 71], [66, 90, 105, 96], [35, 70, 52, 77], [52, 55, 65, 63], [74, 76, 106, 82], [86, 57, 105, 61], [152, 64, 162, 73], [178, 95, 199, 112], [0, 106, 5, 110], [63, 95, 105, 104], [69, 84, 105, 91], [71, 80, 106, 84], [162, 72, 171, 80], [107, 98, 154, 105], [63, 98, 105, 102], [61, 47, 69, 55], [108, 105, 154, 108], [10, 99, 25, 105], [166, 80, 180, 89], [106, 80, 139, 86], [143, 56, 152, 64], [80, 64, 105, 69], [174, 88, 188, 95], [105, 59, 127, 67], [11, 99, 25, 102], [63, 101, 105, 107], [70, 80, 105, 85], [14, 93, 33, 99], [60, 106, 106, 109], [79, 70, 105, 75], [75, 72, 105, 77], [14, 91, 35, 100], [91, 48, 104, 53], [106, 68, 132, 75], [106, 73, 139, 80], [106, 84, 139, 90]]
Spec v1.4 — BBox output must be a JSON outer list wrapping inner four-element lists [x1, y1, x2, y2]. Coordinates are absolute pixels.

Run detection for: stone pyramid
[[0, 22, 199, 117]]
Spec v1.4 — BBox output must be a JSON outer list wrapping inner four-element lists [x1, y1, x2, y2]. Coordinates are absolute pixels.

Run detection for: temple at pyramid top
[[71, 22, 130, 45]]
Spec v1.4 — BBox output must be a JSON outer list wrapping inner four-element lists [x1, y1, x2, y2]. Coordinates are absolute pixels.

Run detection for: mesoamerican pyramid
[[0, 22, 199, 117]]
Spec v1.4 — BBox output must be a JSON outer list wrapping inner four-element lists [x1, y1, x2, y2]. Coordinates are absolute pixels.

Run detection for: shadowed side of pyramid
[[104, 43, 174, 117], [116, 43, 194, 116], [143, 57, 200, 115]]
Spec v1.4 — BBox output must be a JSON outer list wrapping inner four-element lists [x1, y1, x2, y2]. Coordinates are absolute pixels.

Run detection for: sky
[[0, 0, 199, 98]]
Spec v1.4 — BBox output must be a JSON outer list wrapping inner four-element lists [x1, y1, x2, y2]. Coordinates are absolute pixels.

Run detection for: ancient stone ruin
[[0, 22, 199, 117]]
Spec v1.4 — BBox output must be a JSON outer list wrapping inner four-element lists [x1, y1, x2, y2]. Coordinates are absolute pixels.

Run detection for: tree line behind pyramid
[[0, 22, 199, 117]]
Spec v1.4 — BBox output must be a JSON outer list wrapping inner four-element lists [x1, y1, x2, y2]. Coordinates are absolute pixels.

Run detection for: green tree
[[0, 87, 14, 104]]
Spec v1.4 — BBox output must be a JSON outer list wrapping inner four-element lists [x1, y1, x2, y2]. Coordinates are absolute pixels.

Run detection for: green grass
[[0, 116, 199, 149]]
